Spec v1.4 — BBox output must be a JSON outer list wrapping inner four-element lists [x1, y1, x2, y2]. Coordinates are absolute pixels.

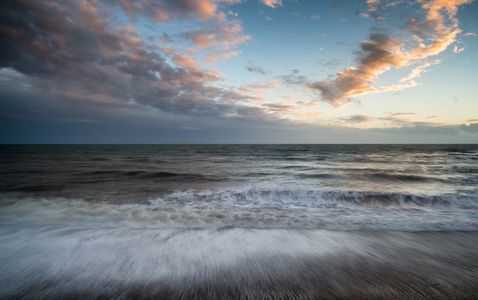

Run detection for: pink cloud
[[180, 12, 251, 50], [202, 51, 241, 62], [172, 55, 201, 71], [260, 0, 282, 8], [116, 0, 243, 22], [180, 11, 251, 62], [240, 81, 282, 94]]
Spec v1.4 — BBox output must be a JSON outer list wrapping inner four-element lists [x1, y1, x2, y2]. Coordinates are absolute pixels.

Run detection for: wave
[[1, 188, 477, 231], [1, 169, 227, 193], [5, 184, 67, 192], [297, 173, 337, 179], [147, 188, 478, 209], [74, 170, 225, 181], [365, 173, 442, 183], [280, 165, 315, 170], [444, 147, 472, 154]]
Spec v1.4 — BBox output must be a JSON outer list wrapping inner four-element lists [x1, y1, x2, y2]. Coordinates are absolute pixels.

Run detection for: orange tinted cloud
[[180, 11, 251, 59], [309, 0, 474, 107], [117, 0, 222, 22], [260, 0, 282, 8], [309, 33, 402, 106], [172, 55, 201, 71], [202, 51, 241, 62]]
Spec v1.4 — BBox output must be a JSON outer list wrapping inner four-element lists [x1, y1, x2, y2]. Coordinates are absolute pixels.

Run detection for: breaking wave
[[1, 188, 477, 231]]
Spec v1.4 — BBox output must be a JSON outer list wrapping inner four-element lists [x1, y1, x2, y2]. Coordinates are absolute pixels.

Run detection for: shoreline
[[1, 229, 477, 299]]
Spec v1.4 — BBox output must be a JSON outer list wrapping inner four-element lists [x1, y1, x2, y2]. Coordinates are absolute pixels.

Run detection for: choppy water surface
[[1, 144, 477, 298]]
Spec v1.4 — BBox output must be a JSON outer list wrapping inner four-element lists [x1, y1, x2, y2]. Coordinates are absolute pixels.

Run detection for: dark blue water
[[1, 144, 477, 298]]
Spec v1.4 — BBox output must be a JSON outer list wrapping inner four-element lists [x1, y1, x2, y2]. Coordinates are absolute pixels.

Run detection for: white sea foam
[[1, 221, 477, 298], [0, 221, 355, 298], [1, 189, 477, 231]]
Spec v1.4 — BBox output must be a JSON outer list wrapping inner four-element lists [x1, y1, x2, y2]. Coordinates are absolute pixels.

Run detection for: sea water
[[1, 144, 477, 298]]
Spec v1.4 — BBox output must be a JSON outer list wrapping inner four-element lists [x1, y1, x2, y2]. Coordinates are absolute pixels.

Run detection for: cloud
[[366, 0, 381, 13], [148, 32, 174, 44], [399, 59, 441, 83], [362, 0, 405, 20], [376, 121, 478, 138], [309, 0, 474, 107], [0, 68, 31, 90], [377, 112, 460, 129], [337, 114, 375, 124], [379, 124, 461, 136], [262, 102, 297, 113], [115, 0, 242, 23], [1, 1, 476, 144], [240, 80, 281, 94], [180, 12, 251, 51], [260, 0, 282, 8], [0, 0, 270, 122], [52, 118, 100, 124], [309, 33, 402, 106], [279, 69, 308, 86], [2, 87, 476, 144], [245, 62, 267, 75], [453, 45, 466, 53], [171, 54, 201, 71], [459, 123, 478, 133], [202, 51, 241, 62]]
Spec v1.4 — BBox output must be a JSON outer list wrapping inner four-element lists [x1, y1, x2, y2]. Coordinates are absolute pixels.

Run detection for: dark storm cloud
[[0, 0, 262, 120]]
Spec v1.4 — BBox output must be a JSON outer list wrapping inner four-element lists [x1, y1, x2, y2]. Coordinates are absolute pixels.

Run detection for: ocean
[[1, 144, 477, 299]]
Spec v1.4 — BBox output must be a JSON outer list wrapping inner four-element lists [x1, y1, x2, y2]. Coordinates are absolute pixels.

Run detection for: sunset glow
[[1, 0, 477, 143]]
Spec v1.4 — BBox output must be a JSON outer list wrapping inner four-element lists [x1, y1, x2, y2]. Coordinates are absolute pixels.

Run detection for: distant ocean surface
[[1, 144, 477, 299]]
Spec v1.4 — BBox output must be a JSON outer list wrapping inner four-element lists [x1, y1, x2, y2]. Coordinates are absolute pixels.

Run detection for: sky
[[0, 0, 477, 144]]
